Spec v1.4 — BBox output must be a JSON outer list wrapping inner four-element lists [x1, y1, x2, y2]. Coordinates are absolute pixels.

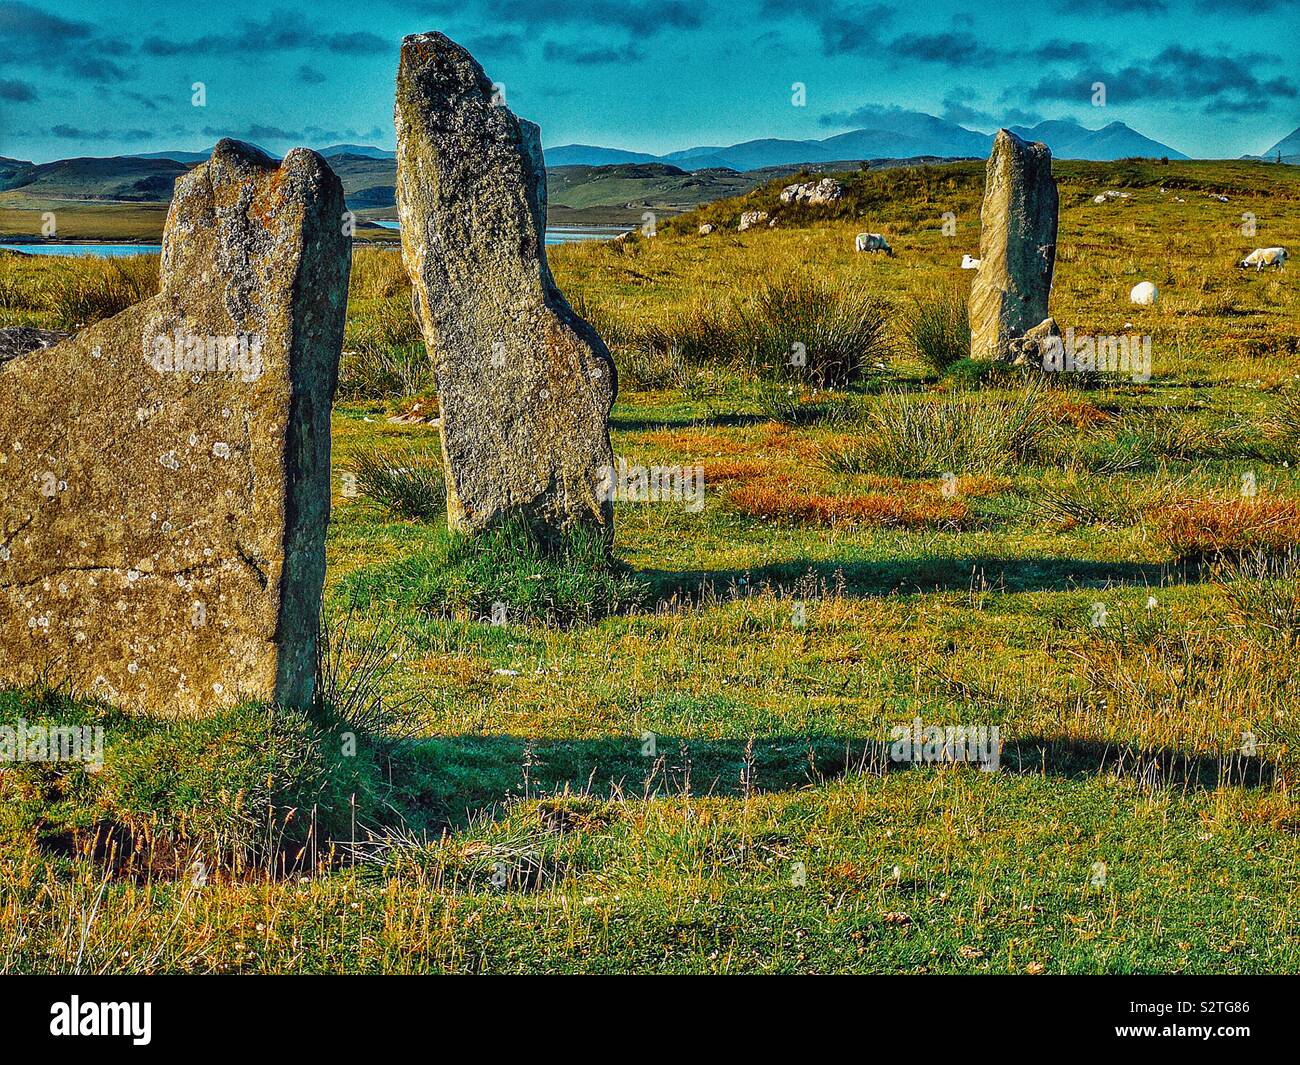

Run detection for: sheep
[[961, 254, 981, 270], [855, 232, 893, 255], [1238, 247, 1288, 271], [1130, 281, 1158, 305]]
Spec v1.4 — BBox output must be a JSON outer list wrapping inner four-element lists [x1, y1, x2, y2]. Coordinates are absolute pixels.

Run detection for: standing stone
[[395, 32, 616, 539], [969, 129, 1058, 360], [0, 140, 350, 715]]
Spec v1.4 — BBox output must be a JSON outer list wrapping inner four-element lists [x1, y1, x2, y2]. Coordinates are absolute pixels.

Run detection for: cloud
[[298, 64, 326, 84], [460, 32, 528, 61], [0, 0, 92, 40], [142, 12, 388, 58], [50, 123, 152, 141], [0, 77, 37, 102], [816, 3, 893, 57], [888, 30, 1005, 66], [1052, 0, 1168, 11], [0, 1, 134, 81], [1022, 45, 1296, 114], [486, 0, 701, 36], [542, 41, 641, 65]]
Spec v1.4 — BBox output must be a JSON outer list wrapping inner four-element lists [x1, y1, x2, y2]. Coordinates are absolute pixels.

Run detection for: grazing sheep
[[855, 232, 893, 255], [961, 254, 980, 270], [1238, 247, 1288, 271], [1130, 281, 1158, 305]]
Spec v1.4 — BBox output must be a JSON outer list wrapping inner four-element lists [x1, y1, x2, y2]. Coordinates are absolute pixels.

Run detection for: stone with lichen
[[0, 139, 349, 715], [395, 31, 616, 541]]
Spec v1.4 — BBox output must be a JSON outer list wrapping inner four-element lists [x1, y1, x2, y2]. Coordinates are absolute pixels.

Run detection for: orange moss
[[728, 478, 970, 528], [1045, 395, 1111, 429], [1149, 496, 1300, 560]]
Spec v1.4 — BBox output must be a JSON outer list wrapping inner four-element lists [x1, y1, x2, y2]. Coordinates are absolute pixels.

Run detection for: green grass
[[4, 156, 1300, 973]]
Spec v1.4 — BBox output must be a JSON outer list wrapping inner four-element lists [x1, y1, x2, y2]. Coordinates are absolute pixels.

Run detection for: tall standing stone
[[395, 32, 616, 540], [0, 140, 350, 715], [969, 129, 1059, 360]]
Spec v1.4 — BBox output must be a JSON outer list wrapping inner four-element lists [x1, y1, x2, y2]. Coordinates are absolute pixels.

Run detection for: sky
[[0, 0, 1296, 163]]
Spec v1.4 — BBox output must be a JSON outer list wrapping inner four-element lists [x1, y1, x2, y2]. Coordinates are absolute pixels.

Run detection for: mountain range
[[546, 113, 1197, 169]]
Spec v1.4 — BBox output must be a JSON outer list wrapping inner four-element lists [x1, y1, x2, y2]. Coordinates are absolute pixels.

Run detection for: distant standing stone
[[395, 32, 616, 540], [0, 140, 350, 715], [969, 129, 1059, 360]]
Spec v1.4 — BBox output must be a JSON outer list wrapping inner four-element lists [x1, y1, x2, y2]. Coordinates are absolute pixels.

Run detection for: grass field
[[2, 157, 1299, 973]]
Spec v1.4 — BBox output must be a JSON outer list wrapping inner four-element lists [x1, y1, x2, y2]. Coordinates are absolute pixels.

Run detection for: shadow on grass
[[387, 731, 1278, 832], [639, 555, 1181, 603]]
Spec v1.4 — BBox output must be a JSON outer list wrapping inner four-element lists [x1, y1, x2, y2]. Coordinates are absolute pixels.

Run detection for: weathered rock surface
[[395, 31, 616, 539], [779, 178, 844, 206], [0, 139, 350, 715], [738, 210, 769, 232], [969, 129, 1058, 360]]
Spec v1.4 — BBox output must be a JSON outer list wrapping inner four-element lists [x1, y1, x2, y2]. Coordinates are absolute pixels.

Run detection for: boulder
[[395, 31, 615, 539], [779, 178, 844, 206], [0, 140, 350, 715], [969, 129, 1059, 360], [698, 223, 714, 236], [738, 210, 769, 232], [1007, 316, 1061, 367]]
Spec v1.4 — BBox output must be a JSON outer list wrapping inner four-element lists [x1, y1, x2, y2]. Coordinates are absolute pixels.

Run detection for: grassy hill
[[2, 157, 1299, 972]]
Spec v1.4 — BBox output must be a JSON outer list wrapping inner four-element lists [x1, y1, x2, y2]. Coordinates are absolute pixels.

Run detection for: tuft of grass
[[349, 446, 445, 521], [728, 477, 970, 528], [818, 384, 1049, 477], [40, 255, 158, 330], [904, 288, 969, 373], [1218, 549, 1300, 645], [744, 275, 891, 388]]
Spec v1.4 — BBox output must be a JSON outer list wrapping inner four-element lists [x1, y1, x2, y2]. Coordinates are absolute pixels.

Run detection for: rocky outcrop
[[969, 129, 1058, 360], [395, 31, 616, 540], [0, 140, 350, 715], [0, 327, 70, 367], [779, 178, 844, 206], [738, 210, 769, 232]]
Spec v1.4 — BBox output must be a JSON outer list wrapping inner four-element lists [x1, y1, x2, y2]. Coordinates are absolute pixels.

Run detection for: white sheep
[[1130, 281, 1158, 305], [961, 254, 980, 270], [1238, 247, 1288, 271], [855, 232, 893, 255]]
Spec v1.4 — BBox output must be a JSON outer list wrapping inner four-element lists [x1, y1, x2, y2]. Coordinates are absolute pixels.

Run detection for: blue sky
[[0, 0, 1295, 162]]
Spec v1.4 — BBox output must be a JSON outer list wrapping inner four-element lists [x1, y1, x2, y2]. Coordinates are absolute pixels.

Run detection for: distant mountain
[[1011, 119, 1188, 160], [545, 144, 662, 166], [548, 113, 1186, 171], [4, 155, 191, 201], [318, 144, 395, 160], [1253, 126, 1300, 164], [129, 149, 211, 164]]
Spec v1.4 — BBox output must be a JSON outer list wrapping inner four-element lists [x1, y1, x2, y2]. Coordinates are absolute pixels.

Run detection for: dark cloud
[[1194, 0, 1286, 10], [50, 123, 152, 141], [817, 3, 893, 57], [1053, 0, 1169, 12], [0, 0, 93, 39], [0, 77, 37, 102], [142, 12, 388, 58], [1022, 45, 1296, 114], [888, 30, 1002, 66], [297, 64, 326, 84], [543, 41, 641, 65], [64, 55, 132, 83], [460, 32, 528, 62], [487, 0, 702, 36]]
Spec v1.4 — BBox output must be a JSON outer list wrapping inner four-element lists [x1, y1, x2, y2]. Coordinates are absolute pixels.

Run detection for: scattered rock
[[855, 232, 893, 255], [960, 254, 980, 270], [395, 32, 616, 540], [738, 210, 769, 232], [1007, 316, 1061, 367], [0, 139, 350, 715], [779, 177, 844, 206], [969, 129, 1059, 360], [698, 223, 714, 236], [1130, 281, 1158, 305]]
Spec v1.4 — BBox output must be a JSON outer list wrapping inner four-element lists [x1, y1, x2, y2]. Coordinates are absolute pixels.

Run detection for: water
[[1, 243, 162, 257], [1, 224, 630, 257]]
